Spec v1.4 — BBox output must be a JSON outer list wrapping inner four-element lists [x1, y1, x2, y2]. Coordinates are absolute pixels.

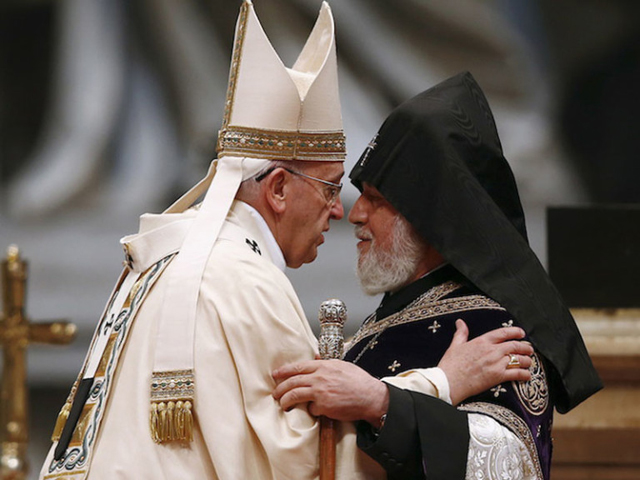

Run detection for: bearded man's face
[[349, 184, 426, 295]]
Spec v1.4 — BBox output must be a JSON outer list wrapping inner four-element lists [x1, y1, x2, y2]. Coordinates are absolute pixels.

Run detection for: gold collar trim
[[349, 281, 505, 346]]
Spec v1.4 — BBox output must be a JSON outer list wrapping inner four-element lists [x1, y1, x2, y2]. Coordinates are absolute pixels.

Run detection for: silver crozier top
[[318, 299, 346, 360]]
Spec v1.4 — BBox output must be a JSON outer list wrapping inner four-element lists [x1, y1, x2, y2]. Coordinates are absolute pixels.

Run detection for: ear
[[263, 168, 289, 215]]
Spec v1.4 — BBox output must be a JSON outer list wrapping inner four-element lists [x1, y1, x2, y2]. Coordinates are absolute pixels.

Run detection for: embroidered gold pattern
[[513, 353, 549, 416], [150, 369, 195, 402], [95, 334, 117, 377], [491, 384, 506, 397], [220, 1, 249, 132], [428, 320, 441, 333], [43, 470, 87, 479], [349, 281, 505, 347], [388, 360, 401, 372], [69, 404, 95, 447], [217, 126, 346, 161], [349, 315, 380, 365], [459, 402, 544, 479]]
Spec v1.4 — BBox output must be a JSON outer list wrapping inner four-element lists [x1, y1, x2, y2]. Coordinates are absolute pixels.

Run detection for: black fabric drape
[[350, 72, 601, 412]]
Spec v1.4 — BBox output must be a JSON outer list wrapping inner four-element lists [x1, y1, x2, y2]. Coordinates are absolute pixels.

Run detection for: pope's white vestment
[[39, 200, 383, 480]]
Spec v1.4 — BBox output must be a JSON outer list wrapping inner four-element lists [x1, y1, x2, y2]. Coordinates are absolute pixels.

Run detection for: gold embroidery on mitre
[[221, 1, 249, 131], [217, 126, 346, 161], [150, 369, 195, 443]]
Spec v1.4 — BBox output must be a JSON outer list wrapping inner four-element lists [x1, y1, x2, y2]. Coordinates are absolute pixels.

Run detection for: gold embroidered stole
[[43, 254, 175, 480]]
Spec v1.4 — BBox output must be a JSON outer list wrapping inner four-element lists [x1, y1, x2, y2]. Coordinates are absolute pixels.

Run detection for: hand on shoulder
[[438, 319, 534, 405]]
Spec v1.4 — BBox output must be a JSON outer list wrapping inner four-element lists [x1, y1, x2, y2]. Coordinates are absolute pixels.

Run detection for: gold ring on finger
[[506, 353, 520, 369]]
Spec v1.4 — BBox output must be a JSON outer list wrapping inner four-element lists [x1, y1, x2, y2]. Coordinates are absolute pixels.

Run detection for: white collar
[[120, 210, 197, 273], [120, 202, 287, 274]]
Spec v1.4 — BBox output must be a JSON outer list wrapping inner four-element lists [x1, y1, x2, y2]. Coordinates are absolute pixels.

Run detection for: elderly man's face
[[348, 183, 399, 259], [348, 182, 429, 294], [279, 161, 345, 268]]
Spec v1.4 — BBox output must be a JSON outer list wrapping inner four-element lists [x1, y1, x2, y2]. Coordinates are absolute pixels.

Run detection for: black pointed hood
[[350, 72, 601, 413]]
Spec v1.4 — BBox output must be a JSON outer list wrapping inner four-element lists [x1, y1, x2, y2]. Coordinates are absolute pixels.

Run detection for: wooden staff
[[317, 299, 346, 480]]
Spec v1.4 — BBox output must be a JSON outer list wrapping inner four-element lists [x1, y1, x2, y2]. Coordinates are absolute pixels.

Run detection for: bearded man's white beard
[[356, 216, 424, 296]]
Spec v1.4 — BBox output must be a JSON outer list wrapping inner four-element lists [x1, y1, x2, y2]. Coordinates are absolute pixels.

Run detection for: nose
[[348, 194, 366, 225], [330, 193, 344, 220]]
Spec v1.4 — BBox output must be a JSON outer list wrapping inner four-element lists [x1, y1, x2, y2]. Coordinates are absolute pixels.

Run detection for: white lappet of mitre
[[139, 0, 345, 444]]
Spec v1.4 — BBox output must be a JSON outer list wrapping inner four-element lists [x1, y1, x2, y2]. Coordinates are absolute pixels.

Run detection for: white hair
[[237, 160, 283, 200], [356, 214, 425, 296], [237, 159, 317, 200]]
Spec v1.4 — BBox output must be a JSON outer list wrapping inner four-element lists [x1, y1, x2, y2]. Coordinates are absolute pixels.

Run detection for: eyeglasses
[[255, 167, 343, 206]]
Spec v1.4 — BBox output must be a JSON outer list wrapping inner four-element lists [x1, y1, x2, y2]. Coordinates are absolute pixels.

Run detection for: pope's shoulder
[[203, 235, 295, 298]]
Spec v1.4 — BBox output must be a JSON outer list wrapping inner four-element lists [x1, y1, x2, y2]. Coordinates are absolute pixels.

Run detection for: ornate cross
[[0, 245, 76, 480], [428, 320, 441, 333], [388, 360, 401, 372]]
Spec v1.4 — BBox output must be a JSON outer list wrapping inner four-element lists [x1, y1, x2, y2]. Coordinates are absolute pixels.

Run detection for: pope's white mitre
[[217, 0, 345, 161]]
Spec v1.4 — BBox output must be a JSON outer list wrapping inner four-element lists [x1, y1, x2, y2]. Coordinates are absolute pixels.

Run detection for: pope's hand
[[272, 359, 389, 427]]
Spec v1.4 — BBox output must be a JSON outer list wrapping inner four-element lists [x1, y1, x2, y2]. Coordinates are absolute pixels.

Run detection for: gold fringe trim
[[150, 369, 194, 443], [51, 401, 72, 442], [150, 400, 194, 443]]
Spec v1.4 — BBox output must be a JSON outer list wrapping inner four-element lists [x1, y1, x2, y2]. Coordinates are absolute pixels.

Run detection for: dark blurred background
[[1, 0, 639, 476]]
